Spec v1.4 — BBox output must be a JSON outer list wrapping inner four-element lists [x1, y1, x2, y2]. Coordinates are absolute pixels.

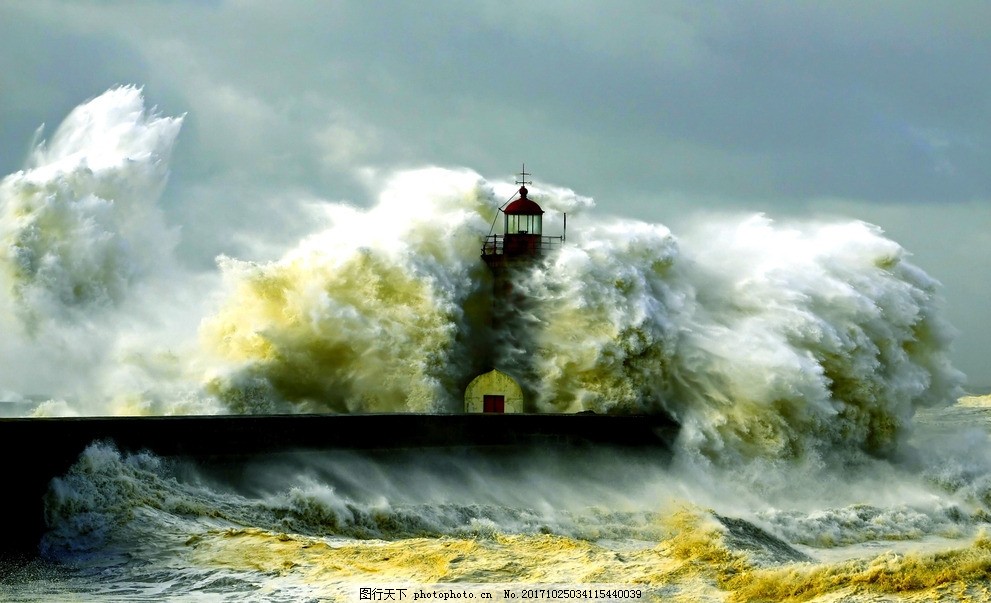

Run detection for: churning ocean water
[[1, 89, 987, 600], [2, 397, 991, 602]]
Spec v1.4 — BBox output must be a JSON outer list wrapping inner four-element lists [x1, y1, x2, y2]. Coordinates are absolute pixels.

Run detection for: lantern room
[[481, 166, 564, 267], [504, 186, 543, 236], [502, 185, 544, 257]]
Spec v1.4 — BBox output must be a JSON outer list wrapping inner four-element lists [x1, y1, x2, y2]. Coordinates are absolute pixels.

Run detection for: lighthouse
[[480, 166, 564, 273], [466, 166, 564, 413]]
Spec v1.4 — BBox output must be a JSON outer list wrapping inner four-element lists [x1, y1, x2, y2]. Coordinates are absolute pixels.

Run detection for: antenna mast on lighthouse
[[516, 163, 532, 188]]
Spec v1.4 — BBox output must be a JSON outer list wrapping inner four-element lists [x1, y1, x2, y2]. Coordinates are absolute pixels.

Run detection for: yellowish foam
[[201, 249, 462, 413], [725, 532, 991, 602], [186, 508, 991, 603], [185, 524, 718, 602], [959, 395, 991, 408]]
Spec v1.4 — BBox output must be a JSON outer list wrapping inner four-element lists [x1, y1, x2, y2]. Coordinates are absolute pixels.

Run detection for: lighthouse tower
[[466, 166, 564, 414]]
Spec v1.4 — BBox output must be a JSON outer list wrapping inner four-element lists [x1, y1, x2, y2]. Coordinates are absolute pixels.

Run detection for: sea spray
[[200, 169, 497, 413], [203, 183, 962, 463], [0, 86, 965, 466], [0, 87, 198, 411], [665, 217, 963, 464], [484, 214, 958, 465], [200, 169, 596, 414], [0, 85, 181, 323], [505, 219, 682, 414]]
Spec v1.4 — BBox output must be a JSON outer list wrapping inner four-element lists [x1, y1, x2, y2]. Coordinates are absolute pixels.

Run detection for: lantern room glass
[[505, 213, 542, 235]]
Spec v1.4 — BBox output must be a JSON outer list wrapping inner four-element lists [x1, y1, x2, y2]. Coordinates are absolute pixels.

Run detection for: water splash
[[203, 194, 962, 462], [199, 168, 497, 413], [0, 87, 196, 411], [0, 85, 181, 324], [0, 87, 965, 465]]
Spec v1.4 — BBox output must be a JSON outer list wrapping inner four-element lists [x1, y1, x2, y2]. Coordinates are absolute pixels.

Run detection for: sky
[[0, 1, 989, 387]]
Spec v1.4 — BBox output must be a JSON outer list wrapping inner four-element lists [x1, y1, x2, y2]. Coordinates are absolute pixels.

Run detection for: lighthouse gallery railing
[[481, 234, 564, 257]]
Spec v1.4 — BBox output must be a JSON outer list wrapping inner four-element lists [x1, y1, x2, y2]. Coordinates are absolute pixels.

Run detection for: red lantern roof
[[504, 186, 544, 215]]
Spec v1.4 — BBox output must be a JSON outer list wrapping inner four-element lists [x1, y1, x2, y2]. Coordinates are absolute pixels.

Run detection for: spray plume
[[0, 87, 964, 465], [0, 85, 181, 323]]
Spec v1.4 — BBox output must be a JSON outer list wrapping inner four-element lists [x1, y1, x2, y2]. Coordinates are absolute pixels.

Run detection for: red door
[[483, 395, 505, 413]]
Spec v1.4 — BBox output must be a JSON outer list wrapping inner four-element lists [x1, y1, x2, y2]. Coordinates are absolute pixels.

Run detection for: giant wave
[[0, 87, 964, 467]]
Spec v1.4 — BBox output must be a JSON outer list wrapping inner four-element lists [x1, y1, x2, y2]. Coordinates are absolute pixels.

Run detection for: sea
[[1, 88, 990, 601], [1, 396, 991, 602]]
